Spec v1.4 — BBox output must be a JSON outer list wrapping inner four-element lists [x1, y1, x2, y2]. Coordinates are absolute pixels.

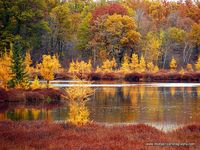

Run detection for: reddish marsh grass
[[0, 121, 199, 150], [0, 88, 63, 102]]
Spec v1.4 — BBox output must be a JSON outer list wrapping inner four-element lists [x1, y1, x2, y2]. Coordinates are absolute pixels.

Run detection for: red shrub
[[7, 89, 26, 102], [33, 88, 63, 102], [55, 72, 71, 80], [101, 72, 118, 81]]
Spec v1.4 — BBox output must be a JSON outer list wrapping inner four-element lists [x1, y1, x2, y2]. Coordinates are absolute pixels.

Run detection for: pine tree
[[9, 42, 29, 88]]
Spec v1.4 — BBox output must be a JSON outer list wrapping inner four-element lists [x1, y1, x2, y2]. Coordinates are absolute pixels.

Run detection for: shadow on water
[[0, 81, 200, 131]]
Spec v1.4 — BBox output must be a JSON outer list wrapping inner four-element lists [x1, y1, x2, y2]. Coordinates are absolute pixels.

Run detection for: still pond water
[[0, 81, 200, 131]]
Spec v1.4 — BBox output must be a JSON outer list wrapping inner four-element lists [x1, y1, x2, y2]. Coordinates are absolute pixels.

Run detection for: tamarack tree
[[37, 55, 61, 87], [0, 52, 12, 89]]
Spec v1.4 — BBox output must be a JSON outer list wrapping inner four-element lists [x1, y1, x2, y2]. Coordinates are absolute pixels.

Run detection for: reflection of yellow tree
[[102, 87, 116, 97], [129, 87, 138, 106], [170, 87, 176, 96], [186, 87, 192, 95], [68, 102, 89, 125], [32, 109, 40, 120], [197, 87, 200, 97], [0, 113, 7, 120], [64, 80, 94, 125], [139, 86, 145, 99], [122, 87, 130, 98]]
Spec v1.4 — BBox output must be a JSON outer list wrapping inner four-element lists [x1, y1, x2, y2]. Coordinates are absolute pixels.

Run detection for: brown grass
[[0, 121, 199, 150]]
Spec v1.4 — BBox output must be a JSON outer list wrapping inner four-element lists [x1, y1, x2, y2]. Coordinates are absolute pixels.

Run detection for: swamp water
[[0, 82, 200, 131]]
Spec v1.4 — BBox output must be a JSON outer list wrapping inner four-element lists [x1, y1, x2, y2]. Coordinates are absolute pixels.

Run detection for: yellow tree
[[142, 32, 162, 63], [68, 60, 92, 75], [130, 53, 139, 72], [186, 64, 193, 72], [147, 62, 154, 72], [24, 51, 32, 74], [39, 55, 61, 87], [139, 55, 146, 73], [170, 57, 177, 71], [31, 76, 40, 89], [195, 56, 200, 71], [97, 58, 116, 72], [64, 80, 94, 125], [121, 54, 130, 72], [0, 52, 12, 89]]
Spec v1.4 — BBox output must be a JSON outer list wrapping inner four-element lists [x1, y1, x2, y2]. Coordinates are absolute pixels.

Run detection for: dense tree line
[[0, 0, 199, 69]]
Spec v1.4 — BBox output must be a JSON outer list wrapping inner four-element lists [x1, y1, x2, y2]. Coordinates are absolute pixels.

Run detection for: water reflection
[[88, 86, 200, 125], [0, 84, 200, 131]]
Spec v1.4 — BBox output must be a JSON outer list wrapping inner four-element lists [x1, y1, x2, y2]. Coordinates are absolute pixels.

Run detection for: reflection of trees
[[65, 80, 94, 125], [170, 87, 176, 96], [68, 102, 89, 125], [0, 85, 200, 124], [197, 87, 200, 97]]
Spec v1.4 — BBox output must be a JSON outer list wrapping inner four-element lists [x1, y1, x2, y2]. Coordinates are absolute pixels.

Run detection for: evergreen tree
[[9, 42, 29, 88]]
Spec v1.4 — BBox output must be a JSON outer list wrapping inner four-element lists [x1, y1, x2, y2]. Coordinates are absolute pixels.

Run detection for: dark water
[[0, 82, 200, 131]]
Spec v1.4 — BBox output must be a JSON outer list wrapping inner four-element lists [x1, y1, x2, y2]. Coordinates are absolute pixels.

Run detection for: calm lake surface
[[1, 81, 200, 131]]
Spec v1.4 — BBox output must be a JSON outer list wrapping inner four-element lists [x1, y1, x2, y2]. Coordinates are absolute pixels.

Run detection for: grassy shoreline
[[0, 121, 199, 150], [50, 71, 200, 82]]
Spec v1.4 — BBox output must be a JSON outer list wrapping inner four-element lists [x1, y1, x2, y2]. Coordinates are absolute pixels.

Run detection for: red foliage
[[7, 89, 26, 102], [0, 121, 199, 150], [91, 3, 128, 24], [101, 72, 118, 81], [32, 88, 63, 102], [125, 73, 143, 82], [1, 88, 63, 103]]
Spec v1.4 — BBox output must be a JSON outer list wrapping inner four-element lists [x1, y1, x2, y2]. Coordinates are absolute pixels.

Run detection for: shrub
[[63, 80, 94, 102], [7, 89, 26, 102], [101, 72, 118, 80]]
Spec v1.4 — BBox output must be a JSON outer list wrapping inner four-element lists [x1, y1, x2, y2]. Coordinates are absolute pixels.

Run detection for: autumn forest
[[0, 0, 200, 149]]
